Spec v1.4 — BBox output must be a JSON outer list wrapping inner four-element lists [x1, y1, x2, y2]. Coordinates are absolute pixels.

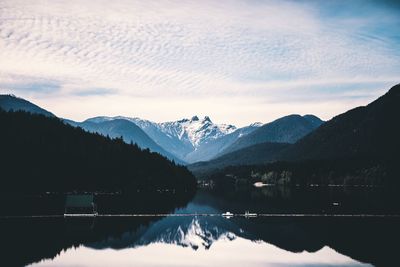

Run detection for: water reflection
[[0, 187, 399, 267], [18, 214, 397, 267], [31, 236, 372, 267]]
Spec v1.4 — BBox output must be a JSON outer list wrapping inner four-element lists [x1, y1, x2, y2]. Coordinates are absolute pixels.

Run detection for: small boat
[[244, 211, 257, 217], [222, 212, 233, 218]]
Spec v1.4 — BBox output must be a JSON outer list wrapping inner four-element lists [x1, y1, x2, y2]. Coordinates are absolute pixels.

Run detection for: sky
[[0, 0, 399, 126]]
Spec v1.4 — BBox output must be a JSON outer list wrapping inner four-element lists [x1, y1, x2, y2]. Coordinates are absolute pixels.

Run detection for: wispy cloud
[[0, 81, 60, 93], [0, 0, 399, 125], [73, 88, 116, 96]]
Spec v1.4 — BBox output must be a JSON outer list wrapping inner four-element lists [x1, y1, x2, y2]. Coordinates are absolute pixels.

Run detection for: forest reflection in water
[[0, 186, 399, 267]]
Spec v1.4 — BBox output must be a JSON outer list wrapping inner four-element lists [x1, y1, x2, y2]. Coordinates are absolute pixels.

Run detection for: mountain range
[[66, 118, 183, 164], [189, 84, 400, 182], [83, 115, 241, 163], [1, 83, 399, 185], [217, 114, 323, 156], [0, 94, 323, 164]]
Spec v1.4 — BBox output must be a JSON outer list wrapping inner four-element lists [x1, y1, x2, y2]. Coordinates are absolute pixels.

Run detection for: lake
[[0, 186, 399, 267]]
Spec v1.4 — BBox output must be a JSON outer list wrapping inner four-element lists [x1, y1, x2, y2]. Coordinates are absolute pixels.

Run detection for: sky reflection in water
[[30, 227, 371, 267]]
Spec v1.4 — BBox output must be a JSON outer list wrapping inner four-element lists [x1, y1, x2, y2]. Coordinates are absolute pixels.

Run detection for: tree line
[[0, 109, 196, 193]]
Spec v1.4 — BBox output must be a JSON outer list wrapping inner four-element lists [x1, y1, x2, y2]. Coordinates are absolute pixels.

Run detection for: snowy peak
[[190, 115, 211, 123], [159, 116, 237, 148], [86, 115, 238, 151], [203, 116, 211, 123], [83, 115, 263, 162]]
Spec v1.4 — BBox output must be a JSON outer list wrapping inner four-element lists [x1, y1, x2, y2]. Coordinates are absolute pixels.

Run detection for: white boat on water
[[222, 212, 233, 218]]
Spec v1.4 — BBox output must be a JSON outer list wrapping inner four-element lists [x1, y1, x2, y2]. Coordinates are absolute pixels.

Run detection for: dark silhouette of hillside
[[192, 84, 400, 186], [70, 118, 185, 164], [0, 94, 185, 163], [278, 84, 400, 162], [0, 109, 196, 193]]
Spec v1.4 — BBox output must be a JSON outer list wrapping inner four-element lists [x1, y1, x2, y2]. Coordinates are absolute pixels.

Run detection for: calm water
[[1, 187, 399, 267]]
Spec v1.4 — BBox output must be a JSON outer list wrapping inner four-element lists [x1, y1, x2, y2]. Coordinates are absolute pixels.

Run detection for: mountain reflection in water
[[31, 233, 372, 267], [0, 187, 399, 267]]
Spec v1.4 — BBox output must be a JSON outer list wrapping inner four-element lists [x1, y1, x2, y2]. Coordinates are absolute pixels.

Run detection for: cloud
[[0, 0, 399, 125], [73, 88, 116, 96], [0, 81, 60, 93]]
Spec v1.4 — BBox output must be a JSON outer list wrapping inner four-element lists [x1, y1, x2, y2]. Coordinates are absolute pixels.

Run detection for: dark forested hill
[[195, 84, 400, 186], [69, 119, 184, 164], [0, 109, 196, 193], [218, 114, 323, 156], [0, 94, 184, 164], [278, 84, 400, 162]]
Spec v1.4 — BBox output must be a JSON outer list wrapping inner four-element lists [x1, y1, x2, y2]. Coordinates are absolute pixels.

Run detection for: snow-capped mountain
[[85, 115, 248, 163], [184, 122, 262, 163], [158, 116, 236, 148], [88, 115, 236, 148]]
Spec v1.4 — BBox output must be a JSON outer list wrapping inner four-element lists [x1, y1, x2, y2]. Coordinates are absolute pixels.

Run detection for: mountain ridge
[[190, 84, 400, 183], [217, 114, 324, 156], [276, 83, 400, 162], [0, 93, 325, 166], [0, 94, 55, 117], [0, 95, 183, 164], [72, 118, 184, 164], [84, 115, 259, 163]]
